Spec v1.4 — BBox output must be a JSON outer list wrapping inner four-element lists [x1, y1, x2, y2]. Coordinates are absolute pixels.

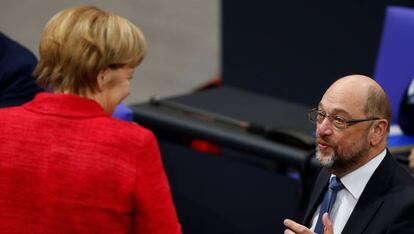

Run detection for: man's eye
[[317, 112, 326, 119], [333, 116, 345, 124]]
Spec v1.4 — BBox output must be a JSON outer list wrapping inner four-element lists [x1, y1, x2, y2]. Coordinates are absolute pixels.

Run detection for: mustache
[[316, 137, 332, 146]]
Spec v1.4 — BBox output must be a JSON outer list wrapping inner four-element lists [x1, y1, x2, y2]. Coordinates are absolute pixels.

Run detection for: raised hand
[[283, 212, 334, 234]]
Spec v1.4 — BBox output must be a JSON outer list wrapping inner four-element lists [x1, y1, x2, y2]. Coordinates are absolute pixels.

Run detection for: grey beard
[[316, 149, 336, 168], [315, 141, 371, 174]]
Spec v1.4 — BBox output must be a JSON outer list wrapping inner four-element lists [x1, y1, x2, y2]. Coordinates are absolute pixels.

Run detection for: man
[[0, 32, 42, 107], [284, 75, 414, 233]]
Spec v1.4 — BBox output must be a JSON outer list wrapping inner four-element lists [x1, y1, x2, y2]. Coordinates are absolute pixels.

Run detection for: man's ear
[[370, 120, 388, 146]]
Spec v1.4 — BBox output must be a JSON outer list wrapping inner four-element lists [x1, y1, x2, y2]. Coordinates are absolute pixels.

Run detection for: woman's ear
[[97, 68, 109, 92]]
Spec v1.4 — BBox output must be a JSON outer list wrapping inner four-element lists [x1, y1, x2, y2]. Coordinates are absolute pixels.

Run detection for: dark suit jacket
[[303, 150, 414, 233], [0, 32, 42, 108]]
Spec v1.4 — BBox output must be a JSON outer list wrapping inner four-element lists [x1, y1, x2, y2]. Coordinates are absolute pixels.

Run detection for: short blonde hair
[[34, 5, 147, 94]]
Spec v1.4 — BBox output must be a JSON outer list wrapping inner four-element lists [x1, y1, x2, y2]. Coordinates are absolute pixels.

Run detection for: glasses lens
[[332, 116, 347, 129], [309, 109, 318, 123]]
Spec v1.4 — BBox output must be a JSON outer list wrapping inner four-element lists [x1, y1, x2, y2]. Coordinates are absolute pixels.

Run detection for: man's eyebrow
[[318, 103, 351, 116]]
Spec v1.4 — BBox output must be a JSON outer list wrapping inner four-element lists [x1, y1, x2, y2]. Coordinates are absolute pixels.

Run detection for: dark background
[[222, 0, 414, 106]]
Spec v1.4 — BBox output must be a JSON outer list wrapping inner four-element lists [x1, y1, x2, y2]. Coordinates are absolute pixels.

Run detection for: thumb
[[322, 212, 333, 234]]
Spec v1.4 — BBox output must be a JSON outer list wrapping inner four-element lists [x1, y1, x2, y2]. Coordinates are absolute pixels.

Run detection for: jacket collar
[[23, 92, 108, 118], [341, 150, 394, 233], [303, 168, 330, 226], [303, 149, 393, 230]]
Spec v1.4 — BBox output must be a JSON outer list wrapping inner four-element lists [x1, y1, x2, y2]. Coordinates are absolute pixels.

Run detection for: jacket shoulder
[[100, 118, 157, 145]]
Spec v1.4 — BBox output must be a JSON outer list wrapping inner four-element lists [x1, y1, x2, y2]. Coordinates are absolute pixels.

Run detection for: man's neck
[[333, 146, 387, 178]]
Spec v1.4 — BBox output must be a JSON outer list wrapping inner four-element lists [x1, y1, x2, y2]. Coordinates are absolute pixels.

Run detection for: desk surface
[[168, 86, 315, 133], [131, 86, 317, 169]]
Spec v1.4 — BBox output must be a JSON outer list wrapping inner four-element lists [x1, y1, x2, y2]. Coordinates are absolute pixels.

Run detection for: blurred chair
[[374, 6, 414, 124], [112, 103, 133, 121], [159, 140, 301, 234]]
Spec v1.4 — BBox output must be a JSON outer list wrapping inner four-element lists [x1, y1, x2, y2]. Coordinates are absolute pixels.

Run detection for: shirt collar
[[23, 92, 108, 118], [338, 149, 387, 200]]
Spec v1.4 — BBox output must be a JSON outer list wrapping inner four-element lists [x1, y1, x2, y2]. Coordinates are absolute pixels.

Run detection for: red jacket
[[0, 93, 181, 234]]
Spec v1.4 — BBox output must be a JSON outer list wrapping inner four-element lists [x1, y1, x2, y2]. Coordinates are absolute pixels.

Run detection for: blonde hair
[[34, 5, 147, 94]]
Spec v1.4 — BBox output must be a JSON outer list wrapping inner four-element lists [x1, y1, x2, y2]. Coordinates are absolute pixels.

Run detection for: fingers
[[284, 228, 296, 234], [322, 213, 333, 234], [283, 219, 313, 234], [409, 148, 414, 170], [283, 213, 333, 234], [410, 160, 414, 171]]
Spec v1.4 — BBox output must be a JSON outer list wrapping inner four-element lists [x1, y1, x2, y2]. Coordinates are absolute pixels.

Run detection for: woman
[[0, 6, 181, 233]]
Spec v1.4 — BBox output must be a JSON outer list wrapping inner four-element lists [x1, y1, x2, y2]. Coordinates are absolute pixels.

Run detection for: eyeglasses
[[308, 108, 381, 129]]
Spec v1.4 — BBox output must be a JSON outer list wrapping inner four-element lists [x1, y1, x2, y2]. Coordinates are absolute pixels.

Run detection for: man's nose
[[316, 118, 334, 137]]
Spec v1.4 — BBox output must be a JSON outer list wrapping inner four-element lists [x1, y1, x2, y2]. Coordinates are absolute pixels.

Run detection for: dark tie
[[314, 176, 344, 234]]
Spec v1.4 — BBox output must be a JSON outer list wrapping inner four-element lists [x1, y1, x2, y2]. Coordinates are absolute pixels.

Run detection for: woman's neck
[[53, 88, 111, 115]]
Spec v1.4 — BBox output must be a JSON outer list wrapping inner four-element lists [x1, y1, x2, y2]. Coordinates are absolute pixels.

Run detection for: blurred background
[[0, 0, 219, 104]]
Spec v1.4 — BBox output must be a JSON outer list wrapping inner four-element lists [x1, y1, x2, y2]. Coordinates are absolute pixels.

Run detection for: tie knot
[[329, 176, 344, 192]]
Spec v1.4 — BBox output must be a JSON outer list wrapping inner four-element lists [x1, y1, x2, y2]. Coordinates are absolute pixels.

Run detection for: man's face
[[315, 86, 373, 174]]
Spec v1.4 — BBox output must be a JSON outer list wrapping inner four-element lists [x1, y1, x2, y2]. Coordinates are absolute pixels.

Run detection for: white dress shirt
[[310, 149, 387, 234]]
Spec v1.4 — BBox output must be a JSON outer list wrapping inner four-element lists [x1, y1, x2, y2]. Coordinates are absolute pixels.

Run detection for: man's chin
[[316, 151, 335, 168]]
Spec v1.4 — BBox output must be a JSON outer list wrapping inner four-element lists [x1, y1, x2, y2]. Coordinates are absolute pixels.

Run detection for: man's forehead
[[318, 102, 350, 115], [319, 92, 366, 115], [319, 77, 373, 115]]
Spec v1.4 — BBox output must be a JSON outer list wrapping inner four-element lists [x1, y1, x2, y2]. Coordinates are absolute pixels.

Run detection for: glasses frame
[[308, 108, 381, 129]]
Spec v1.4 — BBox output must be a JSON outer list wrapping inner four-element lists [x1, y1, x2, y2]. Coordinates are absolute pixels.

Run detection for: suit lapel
[[341, 150, 395, 233], [303, 168, 330, 226]]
